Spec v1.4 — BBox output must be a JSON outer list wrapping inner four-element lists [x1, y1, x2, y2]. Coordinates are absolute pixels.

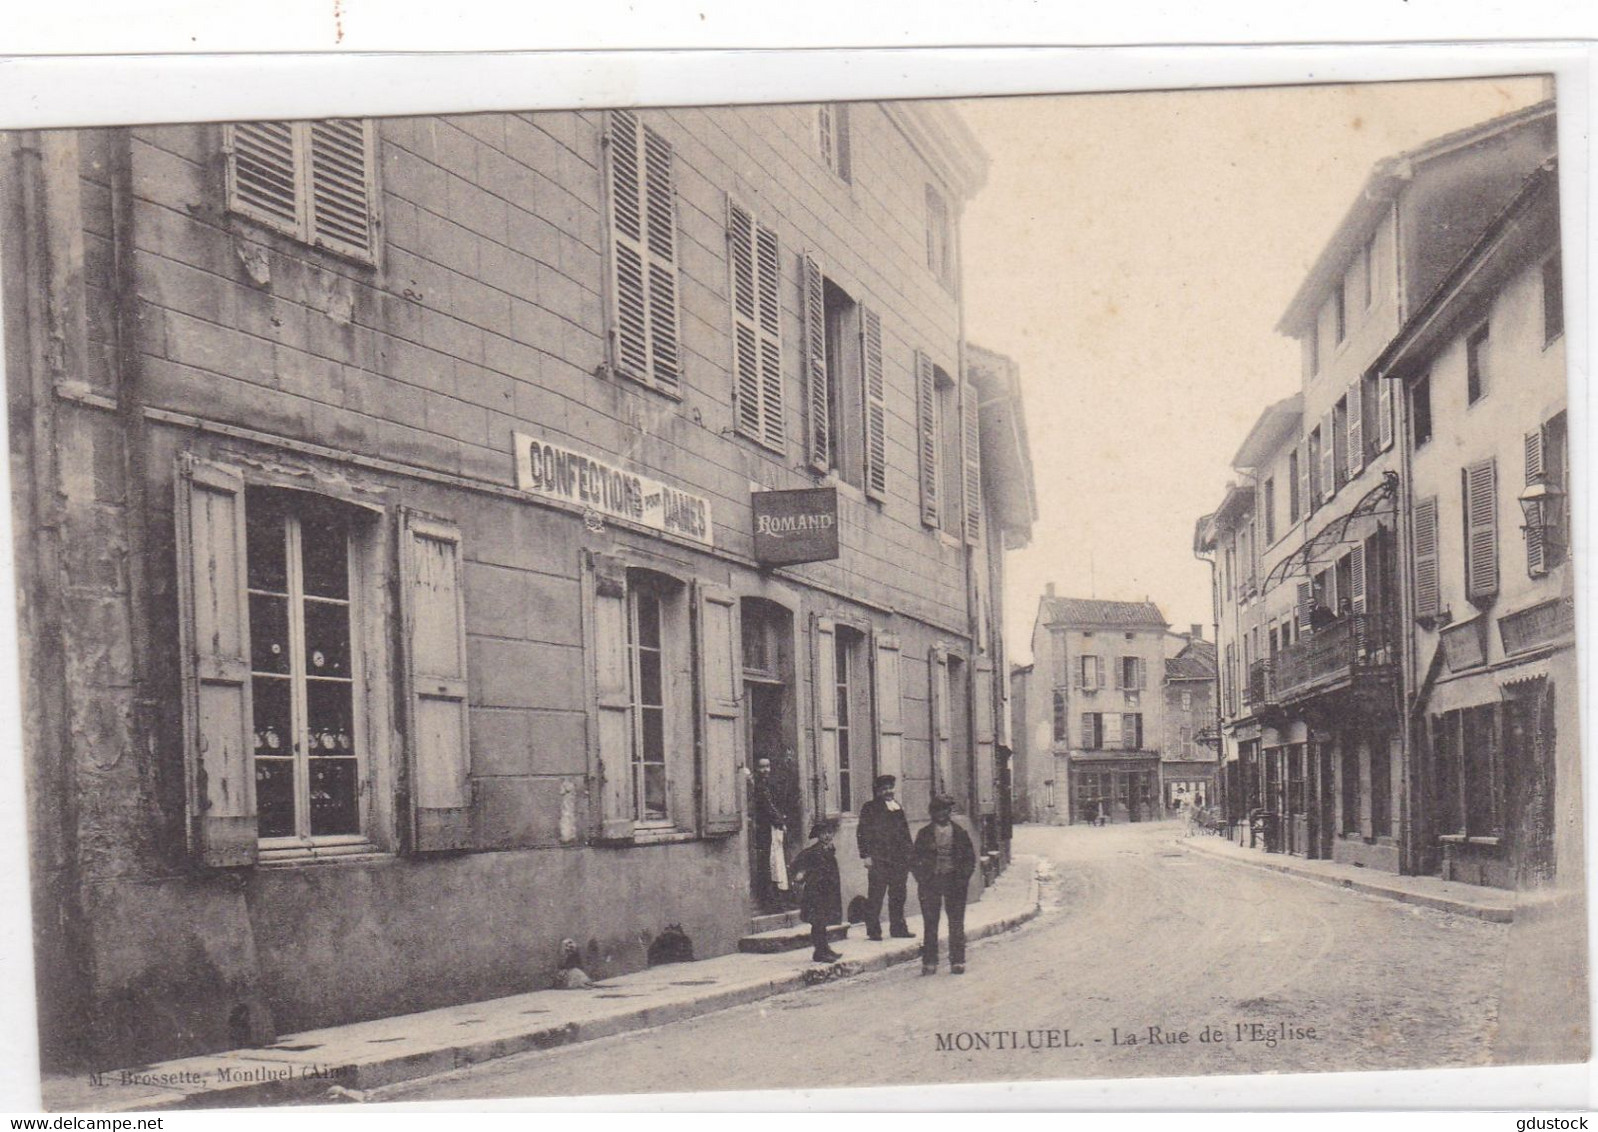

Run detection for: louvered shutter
[[1296, 439, 1311, 520], [1297, 581, 1314, 634], [1378, 376, 1394, 451], [176, 458, 257, 867], [586, 552, 635, 842], [402, 512, 473, 851], [1464, 459, 1499, 601], [974, 657, 997, 815], [916, 350, 938, 527], [607, 111, 680, 393], [1413, 496, 1441, 619], [1525, 429, 1547, 576], [929, 644, 951, 795], [1347, 379, 1364, 477], [1318, 412, 1336, 502], [802, 252, 830, 472], [872, 632, 904, 785], [834, 104, 852, 182], [227, 122, 299, 236], [1122, 714, 1137, 750], [727, 201, 783, 449], [696, 583, 742, 835], [861, 306, 887, 500], [813, 617, 841, 818], [962, 380, 982, 544], [307, 120, 375, 260], [1080, 712, 1093, 749], [755, 222, 783, 449], [1349, 544, 1367, 614]]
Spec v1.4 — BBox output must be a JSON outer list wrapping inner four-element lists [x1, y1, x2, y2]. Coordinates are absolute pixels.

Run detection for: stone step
[[737, 921, 850, 955], [747, 909, 802, 935]]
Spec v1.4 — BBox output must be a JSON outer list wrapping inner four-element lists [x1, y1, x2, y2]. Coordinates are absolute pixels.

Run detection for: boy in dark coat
[[791, 818, 844, 963], [911, 795, 977, 974], [856, 774, 915, 940]]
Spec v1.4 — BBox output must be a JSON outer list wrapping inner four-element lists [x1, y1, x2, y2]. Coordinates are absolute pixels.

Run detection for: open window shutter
[[727, 200, 762, 442], [916, 350, 938, 527], [872, 632, 904, 785], [802, 252, 830, 472], [307, 119, 376, 261], [974, 657, 996, 815], [1124, 713, 1139, 750], [176, 458, 257, 867], [1073, 657, 1084, 690], [812, 617, 840, 818], [1318, 412, 1335, 502], [1378, 376, 1394, 451], [1114, 657, 1125, 690], [861, 306, 887, 501], [929, 644, 950, 794], [1414, 496, 1441, 618], [962, 380, 982, 545], [1079, 712, 1092, 748], [586, 552, 635, 841], [402, 512, 473, 851], [1347, 378, 1365, 477], [226, 122, 300, 237], [1296, 581, 1314, 634], [755, 221, 784, 449], [1464, 459, 1499, 601], [1525, 429, 1547, 576], [696, 583, 742, 835], [1296, 439, 1311, 519], [1349, 544, 1367, 614], [607, 111, 651, 383]]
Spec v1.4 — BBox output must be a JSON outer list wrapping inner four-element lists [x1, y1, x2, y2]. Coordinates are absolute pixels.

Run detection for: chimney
[[1190, 623, 1203, 641], [1045, 583, 1056, 598]]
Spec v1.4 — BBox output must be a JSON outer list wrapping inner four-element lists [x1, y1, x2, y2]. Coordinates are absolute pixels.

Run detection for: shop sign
[[513, 432, 713, 546], [752, 487, 839, 566]]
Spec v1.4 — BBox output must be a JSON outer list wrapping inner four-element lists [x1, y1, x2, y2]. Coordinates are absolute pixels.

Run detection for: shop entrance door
[[741, 599, 797, 913]]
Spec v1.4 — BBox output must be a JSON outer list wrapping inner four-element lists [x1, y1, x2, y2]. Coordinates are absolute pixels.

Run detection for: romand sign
[[513, 432, 713, 546], [752, 487, 840, 566]]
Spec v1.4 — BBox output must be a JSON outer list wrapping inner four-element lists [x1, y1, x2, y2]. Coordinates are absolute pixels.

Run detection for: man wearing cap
[[911, 795, 977, 974], [856, 774, 915, 941], [791, 818, 844, 963]]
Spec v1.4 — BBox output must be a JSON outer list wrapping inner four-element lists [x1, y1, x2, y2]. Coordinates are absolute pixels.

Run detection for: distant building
[[1162, 628, 1218, 811]]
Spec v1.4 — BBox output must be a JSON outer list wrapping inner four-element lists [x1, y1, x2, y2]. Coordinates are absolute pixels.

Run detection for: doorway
[[742, 599, 797, 913]]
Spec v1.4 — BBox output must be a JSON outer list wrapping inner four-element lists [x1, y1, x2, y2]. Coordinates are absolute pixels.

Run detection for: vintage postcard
[[0, 45, 1591, 1112]]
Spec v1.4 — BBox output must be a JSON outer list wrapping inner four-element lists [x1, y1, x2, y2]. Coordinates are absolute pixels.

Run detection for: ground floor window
[[1341, 742, 1360, 834], [1430, 703, 1504, 839]]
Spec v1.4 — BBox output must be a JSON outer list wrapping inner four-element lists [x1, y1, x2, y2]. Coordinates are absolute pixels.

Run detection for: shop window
[[1431, 705, 1504, 839], [226, 120, 379, 263]]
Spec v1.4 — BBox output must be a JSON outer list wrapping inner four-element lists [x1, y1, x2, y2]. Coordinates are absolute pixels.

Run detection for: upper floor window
[[802, 258, 886, 500], [1306, 322, 1320, 380], [1362, 233, 1377, 309], [606, 110, 682, 395], [817, 104, 852, 182], [1287, 450, 1302, 523], [925, 184, 955, 290], [1462, 457, 1499, 604], [1543, 252, 1564, 345], [915, 352, 981, 543], [1117, 656, 1146, 691], [1079, 654, 1102, 691], [727, 199, 784, 450], [1332, 282, 1347, 345], [1263, 478, 1276, 545], [1412, 373, 1433, 448], [226, 120, 379, 264], [1466, 323, 1490, 406]]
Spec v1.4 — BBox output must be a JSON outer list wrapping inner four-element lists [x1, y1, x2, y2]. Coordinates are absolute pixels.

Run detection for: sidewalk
[[43, 856, 1043, 1113], [1178, 833, 1517, 922]]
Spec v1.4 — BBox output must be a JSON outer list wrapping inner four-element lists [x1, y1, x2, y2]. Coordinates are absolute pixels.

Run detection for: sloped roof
[[1166, 638, 1218, 681], [1043, 597, 1168, 628]]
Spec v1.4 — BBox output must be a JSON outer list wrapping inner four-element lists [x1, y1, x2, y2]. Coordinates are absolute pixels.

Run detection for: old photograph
[[0, 58, 1588, 1110]]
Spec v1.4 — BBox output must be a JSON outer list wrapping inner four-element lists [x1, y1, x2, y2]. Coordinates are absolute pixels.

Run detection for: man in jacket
[[791, 818, 844, 963], [911, 795, 977, 974], [856, 774, 915, 941]]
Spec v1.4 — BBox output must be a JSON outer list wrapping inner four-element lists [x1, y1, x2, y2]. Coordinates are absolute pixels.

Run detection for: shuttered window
[[818, 104, 852, 182], [962, 380, 982, 544], [1543, 253, 1564, 345], [873, 632, 904, 783], [1524, 414, 1568, 575], [226, 120, 378, 263], [861, 308, 887, 500], [607, 110, 681, 395], [1413, 496, 1441, 619], [1347, 378, 1364, 476], [916, 350, 939, 528], [1462, 459, 1499, 602], [802, 254, 831, 473], [727, 199, 784, 450]]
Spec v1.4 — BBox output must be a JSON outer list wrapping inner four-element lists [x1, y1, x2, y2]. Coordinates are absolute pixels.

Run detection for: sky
[[954, 77, 1551, 663]]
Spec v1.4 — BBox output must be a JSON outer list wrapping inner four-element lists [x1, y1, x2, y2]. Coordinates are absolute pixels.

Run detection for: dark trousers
[[918, 875, 968, 967], [809, 920, 831, 959], [865, 866, 909, 936]]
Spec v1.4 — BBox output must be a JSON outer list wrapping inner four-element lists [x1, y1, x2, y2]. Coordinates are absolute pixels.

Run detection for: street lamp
[[1518, 477, 1567, 565]]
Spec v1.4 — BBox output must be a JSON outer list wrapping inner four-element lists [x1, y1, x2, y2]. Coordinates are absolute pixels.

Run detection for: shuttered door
[[176, 458, 258, 867], [916, 350, 938, 528], [1525, 429, 1547, 576], [802, 253, 830, 473], [872, 632, 904, 785], [401, 512, 473, 851], [697, 583, 743, 835], [1413, 496, 1441, 619], [608, 111, 680, 393], [1463, 459, 1499, 601], [974, 658, 996, 815], [962, 380, 982, 545], [813, 617, 841, 818], [586, 552, 635, 842], [861, 306, 887, 501]]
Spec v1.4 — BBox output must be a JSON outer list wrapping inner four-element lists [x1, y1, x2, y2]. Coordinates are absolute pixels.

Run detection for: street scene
[[1, 65, 1586, 1110]]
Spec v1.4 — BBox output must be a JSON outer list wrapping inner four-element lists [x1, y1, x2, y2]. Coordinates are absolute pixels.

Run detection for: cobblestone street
[[381, 821, 1523, 1102]]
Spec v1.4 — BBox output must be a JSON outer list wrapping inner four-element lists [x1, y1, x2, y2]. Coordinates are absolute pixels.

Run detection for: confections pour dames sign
[[752, 486, 840, 566], [513, 432, 713, 546]]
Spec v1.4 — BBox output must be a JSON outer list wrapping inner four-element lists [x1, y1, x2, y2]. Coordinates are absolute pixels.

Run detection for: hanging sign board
[[514, 432, 713, 546], [753, 487, 839, 566]]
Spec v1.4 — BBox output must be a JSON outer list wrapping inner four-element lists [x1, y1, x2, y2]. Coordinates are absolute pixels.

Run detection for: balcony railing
[[1244, 658, 1274, 709], [1271, 612, 1396, 702]]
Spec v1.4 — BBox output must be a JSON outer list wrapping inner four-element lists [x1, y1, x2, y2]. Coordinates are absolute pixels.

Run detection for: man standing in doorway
[[749, 757, 789, 910], [856, 774, 915, 941], [912, 795, 977, 975]]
